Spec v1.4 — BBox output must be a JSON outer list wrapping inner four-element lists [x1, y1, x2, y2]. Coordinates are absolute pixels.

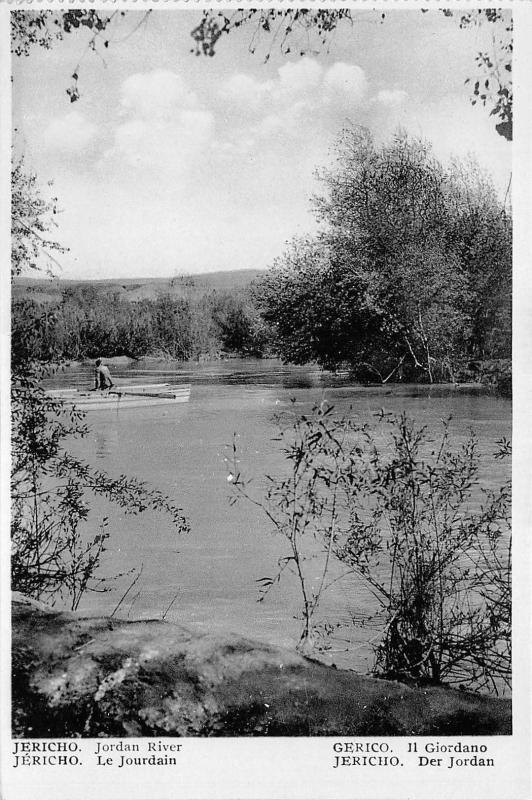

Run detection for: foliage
[[191, 9, 355, 60], [445, 9, 513, 140], [337, 412, 511, 693], [256, 129, 511, 380], [11, 159, 68, 278], [11, 285, 270, 363], [231, 404, 511, 692], [11, 10, 115, 55], [255, 238, 394, 376], [11, 10, 122, 103], [11, 363, 190, 610], [11, 297, 192, 615], [211, 292, 270, 358], [228, 401, 371, 653]]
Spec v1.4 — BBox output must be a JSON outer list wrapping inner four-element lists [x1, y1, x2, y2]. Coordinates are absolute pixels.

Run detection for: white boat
[[47, 383, 191, 411]]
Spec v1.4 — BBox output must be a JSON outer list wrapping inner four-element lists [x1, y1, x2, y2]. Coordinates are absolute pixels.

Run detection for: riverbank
[[58, 355, 512, 396], [12, 594, 511, 737]]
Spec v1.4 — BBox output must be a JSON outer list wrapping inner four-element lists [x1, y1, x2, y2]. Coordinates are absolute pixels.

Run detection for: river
[[45, 358, 511, 675]]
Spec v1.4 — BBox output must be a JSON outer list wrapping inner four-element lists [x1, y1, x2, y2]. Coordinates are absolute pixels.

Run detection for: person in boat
[[93, 358, 114, 391]]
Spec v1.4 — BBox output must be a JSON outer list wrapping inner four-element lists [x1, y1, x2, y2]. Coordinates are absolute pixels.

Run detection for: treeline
[[255, 128, 511, 383], [13, 129, 511, 382], [12, 285, 270, 363]]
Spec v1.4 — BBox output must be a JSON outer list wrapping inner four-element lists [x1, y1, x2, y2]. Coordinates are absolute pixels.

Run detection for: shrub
[[231, 404, 511, 692]]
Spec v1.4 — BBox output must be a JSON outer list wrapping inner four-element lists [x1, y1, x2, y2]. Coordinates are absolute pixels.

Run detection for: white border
[[1, 3, 530, 799]]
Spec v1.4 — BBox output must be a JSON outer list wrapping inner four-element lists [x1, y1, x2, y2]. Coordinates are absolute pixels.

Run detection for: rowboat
[[46, 383, 191, 411]]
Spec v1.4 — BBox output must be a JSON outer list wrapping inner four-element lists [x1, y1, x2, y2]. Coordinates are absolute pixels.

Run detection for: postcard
[[1, 1, 530, 798]]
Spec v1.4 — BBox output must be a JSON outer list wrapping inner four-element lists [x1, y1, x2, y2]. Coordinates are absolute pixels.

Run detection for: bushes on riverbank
[[12, 285, 270, 363], [230, 404, 511, 694]]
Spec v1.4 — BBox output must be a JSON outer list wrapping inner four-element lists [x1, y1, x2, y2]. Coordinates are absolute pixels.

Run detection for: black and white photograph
[[1, 2, 530, 799]]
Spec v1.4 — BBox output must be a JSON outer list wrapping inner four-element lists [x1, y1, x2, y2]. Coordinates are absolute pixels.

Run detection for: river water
[[45, 358, 511, 675]]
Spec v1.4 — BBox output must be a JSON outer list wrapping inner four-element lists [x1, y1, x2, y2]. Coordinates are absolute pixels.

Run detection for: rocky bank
[[12, 594, 511, 737]]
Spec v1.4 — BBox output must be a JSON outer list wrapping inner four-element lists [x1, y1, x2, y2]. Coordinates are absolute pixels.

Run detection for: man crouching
[[93, 358, 114, 391]]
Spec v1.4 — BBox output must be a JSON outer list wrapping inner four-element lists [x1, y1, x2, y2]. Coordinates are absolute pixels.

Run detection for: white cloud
[[219, 73, 273, 112], [42, 111, 98, 153], [120, 69, 199, 119], [373, 89, 409, 107], [105, 70, 214, 175], [106, 60, 369, 181], [216, 58, 369, 149], [277, 58, 323, 99], [322, 63, 368, 108], [219, 58, 368, 118]]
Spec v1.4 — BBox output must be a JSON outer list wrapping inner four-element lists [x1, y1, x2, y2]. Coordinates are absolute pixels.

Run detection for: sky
[[12, 9, 512, 280]]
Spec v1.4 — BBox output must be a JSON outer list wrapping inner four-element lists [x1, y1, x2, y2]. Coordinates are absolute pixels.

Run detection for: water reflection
[[94, 425, 118, 459]]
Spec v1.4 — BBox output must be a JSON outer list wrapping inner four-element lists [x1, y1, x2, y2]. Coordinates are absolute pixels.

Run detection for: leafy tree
[[12, 285, 270, 363], [11, 10, 115, 55], [11, 158, 67, 277], [442, 158, 512, 358], [211, 290, 270, 357], [257, 128, 510, 380], [12, 10, 121, 102], [255, 237, 393, 376]]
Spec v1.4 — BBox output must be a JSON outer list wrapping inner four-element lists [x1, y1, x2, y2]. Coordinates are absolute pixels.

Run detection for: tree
[[442, 157, 512, 359], [12, 10, 119, 103], [11, 158, 67, 277], [319, 128, 509, 372], [255, 237, 393, 376], [11, 10, 115, 55], [257, 128, 510, 380]]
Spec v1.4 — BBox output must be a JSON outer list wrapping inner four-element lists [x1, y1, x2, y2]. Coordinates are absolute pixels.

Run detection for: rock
[[12, 594, 511, 738]]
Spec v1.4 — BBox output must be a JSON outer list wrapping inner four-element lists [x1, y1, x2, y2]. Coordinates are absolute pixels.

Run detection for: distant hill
[[12, 269, 265, 304]]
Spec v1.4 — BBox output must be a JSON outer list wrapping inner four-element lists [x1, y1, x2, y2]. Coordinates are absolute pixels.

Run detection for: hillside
[[12, 269, 265, 304]]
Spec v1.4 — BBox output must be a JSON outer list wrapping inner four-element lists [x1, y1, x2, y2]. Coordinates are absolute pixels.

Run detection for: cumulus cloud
[[373, 89, 409, 107], [220, 58, 368, 113], [219, 73, 273, 112], [105, 69, 214, 174], [322, 63, 368, 109], [42, 111, 98, 153], [120, 69, 199, 118], [217, 58, 368, 144], [105, 59, 370, 179], [277, 58, 323, 99]]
